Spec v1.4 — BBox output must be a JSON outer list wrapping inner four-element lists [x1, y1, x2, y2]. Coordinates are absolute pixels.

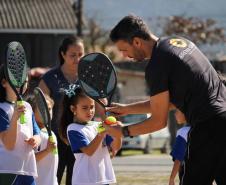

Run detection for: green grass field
[[61, 171, 177, 185]]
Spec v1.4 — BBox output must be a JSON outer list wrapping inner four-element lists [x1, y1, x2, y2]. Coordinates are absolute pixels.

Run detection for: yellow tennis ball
[[105, 116, 117, 125]]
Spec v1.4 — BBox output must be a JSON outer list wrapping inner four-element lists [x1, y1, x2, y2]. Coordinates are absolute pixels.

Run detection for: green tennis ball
[[105, 116, 117, 125]]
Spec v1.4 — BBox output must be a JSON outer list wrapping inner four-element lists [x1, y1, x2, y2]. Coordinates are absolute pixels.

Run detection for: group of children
[[2, 37, 221, 185], [0, 62, 121, 185], [0, 63, 59, 185], [0, 56, 203, 185]]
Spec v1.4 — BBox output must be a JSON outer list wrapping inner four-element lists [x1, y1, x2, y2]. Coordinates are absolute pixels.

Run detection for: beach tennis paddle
[[78, 52, 117, 109], [34, 87, 57, 154], [78, 52, 117, 133], [4, 41, 28, 124]]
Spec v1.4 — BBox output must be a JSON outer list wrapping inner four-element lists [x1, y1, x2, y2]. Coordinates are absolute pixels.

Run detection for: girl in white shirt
[[59, 84, 121, 185], [0, 64, 41, 185], [25, 93, 58, 185]]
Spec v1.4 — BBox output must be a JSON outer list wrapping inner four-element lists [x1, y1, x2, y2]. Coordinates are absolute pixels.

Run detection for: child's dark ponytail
[[59, 85, 87, 144]]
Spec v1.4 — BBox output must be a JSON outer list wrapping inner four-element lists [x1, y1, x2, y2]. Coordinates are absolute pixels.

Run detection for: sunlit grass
[[118, 149, 162, 157], [116, 171, 172, 185], [61, 171, 177, 185]]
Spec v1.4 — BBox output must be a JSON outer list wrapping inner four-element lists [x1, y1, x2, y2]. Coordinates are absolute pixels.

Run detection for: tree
[[161, 16, 226, 45], [85, 18, 109, 52]]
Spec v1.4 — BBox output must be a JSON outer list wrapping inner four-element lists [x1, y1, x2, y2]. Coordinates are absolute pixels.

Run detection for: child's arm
[[109, 121, 123, 157], [80, 131, 106, 156], [25, 135, 41, 149], [35, 138, 56, 161], [0, 104, 25, 150], [25, 114, 41, 148], [169, 160, 181, 185], [110, 136, 122, 157]]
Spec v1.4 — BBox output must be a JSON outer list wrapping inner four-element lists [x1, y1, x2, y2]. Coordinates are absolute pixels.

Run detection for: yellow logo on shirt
[[169, 39, 187, 48]]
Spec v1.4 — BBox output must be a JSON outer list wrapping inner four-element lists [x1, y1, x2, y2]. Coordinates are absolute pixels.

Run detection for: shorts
[[0, 174, 35, 185]]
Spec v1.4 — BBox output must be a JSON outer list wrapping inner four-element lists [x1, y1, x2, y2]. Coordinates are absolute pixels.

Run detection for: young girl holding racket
[[39, 36, 106, 185], [0, 64, 41, 185], [25, 93, 58, 185], [59, 84, 121, 185]]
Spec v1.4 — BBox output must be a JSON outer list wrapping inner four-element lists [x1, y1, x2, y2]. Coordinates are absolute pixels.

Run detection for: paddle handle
[[17, 100, 26, 124], [49, 135, 58, 155]]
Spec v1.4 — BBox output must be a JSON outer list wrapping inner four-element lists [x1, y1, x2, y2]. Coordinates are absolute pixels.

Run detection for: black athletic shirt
[[145, 36, 226, 126]]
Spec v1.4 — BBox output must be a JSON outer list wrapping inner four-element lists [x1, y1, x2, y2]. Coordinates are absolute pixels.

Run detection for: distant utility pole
[[73, 0, 83, 37]]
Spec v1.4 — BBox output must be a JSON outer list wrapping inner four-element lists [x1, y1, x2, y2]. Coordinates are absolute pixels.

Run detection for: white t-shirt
[[0, 102, 38, 177], [35, 129, 58, 185], [67, 121, 116, 185]]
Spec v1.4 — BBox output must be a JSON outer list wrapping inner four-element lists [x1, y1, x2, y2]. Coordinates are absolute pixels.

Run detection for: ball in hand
[[105, 116, 117, 125]]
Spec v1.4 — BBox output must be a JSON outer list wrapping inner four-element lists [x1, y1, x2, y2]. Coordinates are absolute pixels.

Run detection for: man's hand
[[104, 121, 123, 138], [106, 102, 129, 117]]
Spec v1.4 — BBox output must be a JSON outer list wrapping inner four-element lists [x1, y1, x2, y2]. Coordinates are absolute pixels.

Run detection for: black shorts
[[180, 112, 226, 185], [0, 174, 16, 185], [0, 174, 35, 185]]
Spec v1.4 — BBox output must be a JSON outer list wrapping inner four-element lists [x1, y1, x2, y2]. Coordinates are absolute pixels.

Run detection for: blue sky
[[84, 0, 226, 30]]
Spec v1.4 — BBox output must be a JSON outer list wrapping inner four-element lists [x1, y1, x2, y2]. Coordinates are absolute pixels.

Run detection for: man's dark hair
[[110, 14, 151, 43]]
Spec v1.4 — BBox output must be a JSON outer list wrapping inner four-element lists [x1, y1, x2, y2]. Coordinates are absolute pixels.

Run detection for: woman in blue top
[[38, 36, 84, 185], [39, 36, 106, 185]]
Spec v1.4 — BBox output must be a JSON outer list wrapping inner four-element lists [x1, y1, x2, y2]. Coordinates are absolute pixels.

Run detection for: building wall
[[0, 33, 72, 68], [117, 70, 148, 103]]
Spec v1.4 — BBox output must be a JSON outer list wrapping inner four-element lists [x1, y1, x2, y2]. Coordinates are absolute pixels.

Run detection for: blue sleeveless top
[[42, 66, 78, 133]]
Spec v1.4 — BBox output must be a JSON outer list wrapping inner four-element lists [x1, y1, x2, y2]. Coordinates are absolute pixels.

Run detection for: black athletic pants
[[180, 112, 226, 185], [56, 134, 75, 185]]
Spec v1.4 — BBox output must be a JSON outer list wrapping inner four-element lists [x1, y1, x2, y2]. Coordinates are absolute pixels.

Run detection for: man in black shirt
[[106, 15, 226, 185]]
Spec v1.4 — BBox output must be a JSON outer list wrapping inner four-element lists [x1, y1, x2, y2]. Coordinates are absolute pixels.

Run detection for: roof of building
[[0, 0, 77, 34]]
